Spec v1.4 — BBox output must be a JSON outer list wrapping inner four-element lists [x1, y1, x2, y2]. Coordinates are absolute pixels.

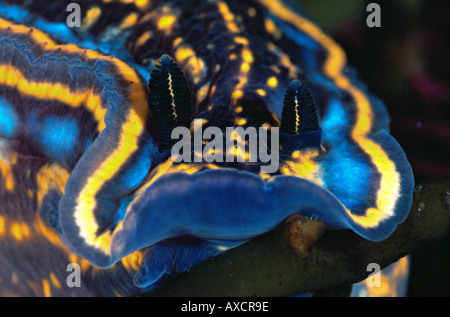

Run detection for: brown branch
[[141, 175, 450, 297]]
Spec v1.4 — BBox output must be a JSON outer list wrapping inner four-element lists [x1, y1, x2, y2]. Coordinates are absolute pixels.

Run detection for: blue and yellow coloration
[[0, 0, 414, 296]]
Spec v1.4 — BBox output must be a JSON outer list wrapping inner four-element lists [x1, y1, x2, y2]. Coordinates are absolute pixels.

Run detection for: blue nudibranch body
[[0, 0, 414, 296]]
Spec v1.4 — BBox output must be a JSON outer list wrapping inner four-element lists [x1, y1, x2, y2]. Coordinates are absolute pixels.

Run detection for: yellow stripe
[[158, 14, 176, 30], [167, 73, 178, 119], [260, 0, 401, 227], [135, 31, 153, 48], [134, 0, 149, 9], [1, 18, 149, 251], [0, 163, 94, 269], [173, 36, 183, 47], [35, 163, 71, 248], [0, 153, 15, 192], [0, 63, 107, 131], [131, 157, 175, 199], [215, 2, 254, 105], [120, 12, 139, 29], [36, 164, 70, 211], [0, 18, 56, 49], [175, 47, 194, 61], [196, 84, 209, 103], [49, 272, 62, 289], [264, 17, 282, 40], [0, 17, 147, 121], [42, 278, 51, 297], [121, 250, 143, 272], [266, 43, 298, 78], [281, 149, 322, 186], [256, 89, 266, 96], [10, 221, 30, 242], [82, 6, 102, 30], [103, 0, 149, 9], [73, 62, 148, 254], [0, 216, 5, 237], [217, 1, 240, 33], [74, 102, 146, 253], [127, 158, 223, 215], [174, 45, 206, 84]]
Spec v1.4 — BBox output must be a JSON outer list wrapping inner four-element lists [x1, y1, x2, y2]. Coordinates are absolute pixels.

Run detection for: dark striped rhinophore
[[148, 54, 193, 151], [280, 79, 319, 135]]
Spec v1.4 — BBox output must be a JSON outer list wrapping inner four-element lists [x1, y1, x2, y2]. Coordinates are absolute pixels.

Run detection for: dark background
[[298, 0, 450, 296]]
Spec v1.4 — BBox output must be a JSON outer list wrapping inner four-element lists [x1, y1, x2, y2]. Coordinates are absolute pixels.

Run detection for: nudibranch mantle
[[0, 0, 414, 295]]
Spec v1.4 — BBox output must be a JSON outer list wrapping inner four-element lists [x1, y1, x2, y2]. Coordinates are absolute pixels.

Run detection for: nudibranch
[[0, 0, 414, 296]]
